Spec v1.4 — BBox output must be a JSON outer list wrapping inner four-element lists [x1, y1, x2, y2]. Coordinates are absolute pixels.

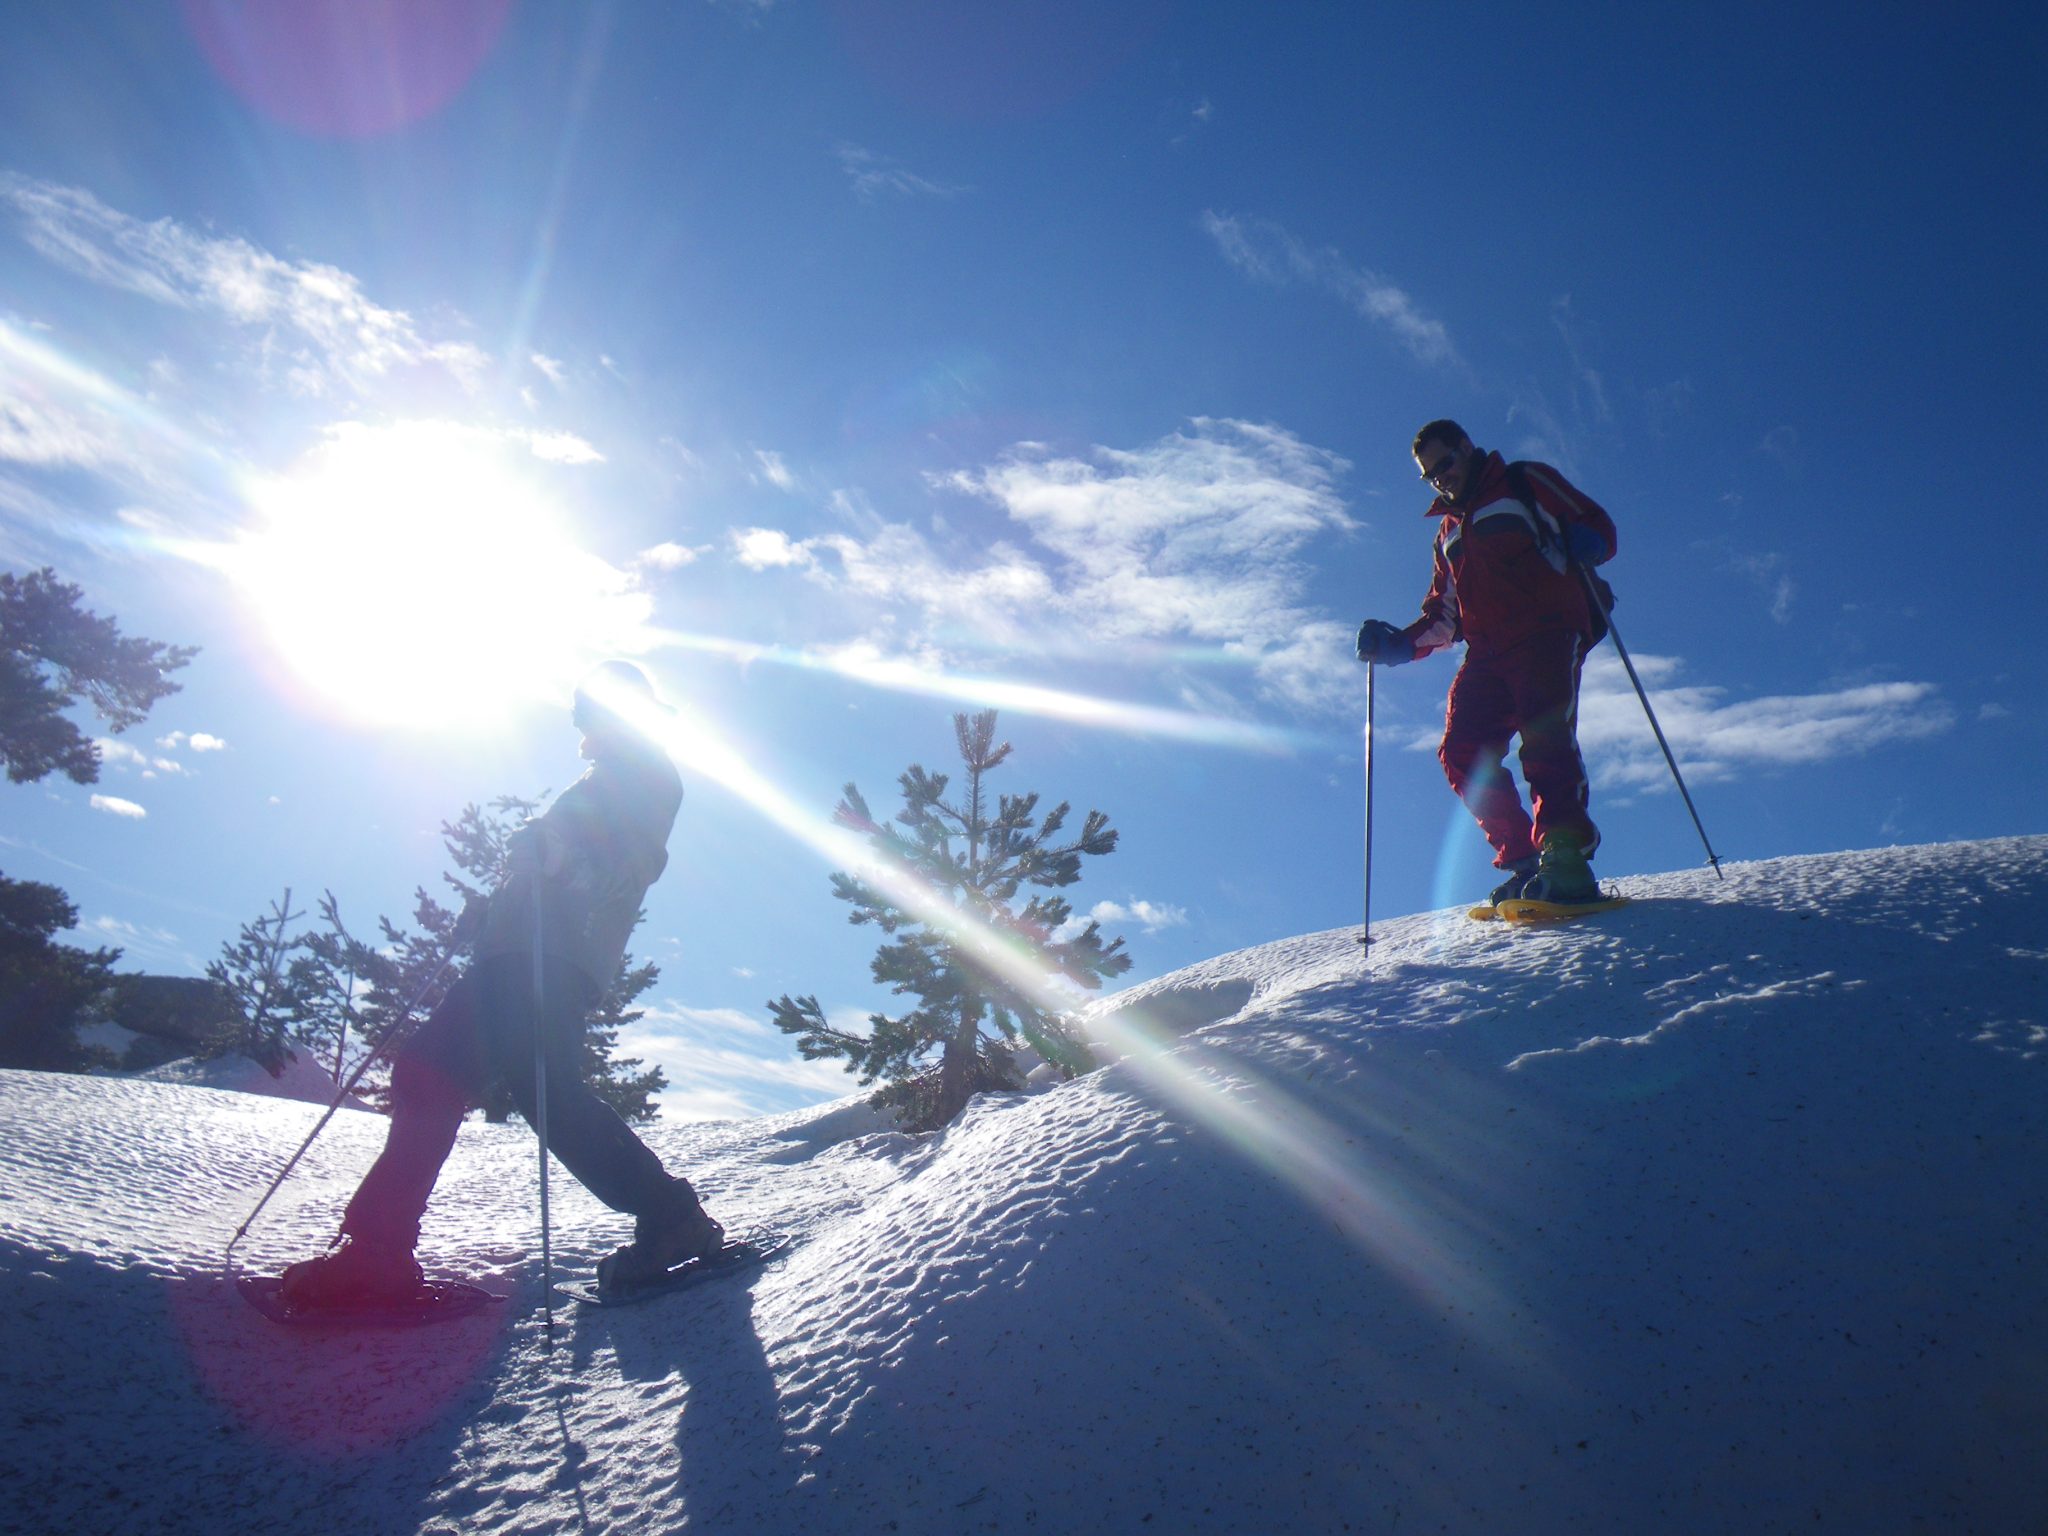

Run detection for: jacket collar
[[1424, 449, 1508, 517]]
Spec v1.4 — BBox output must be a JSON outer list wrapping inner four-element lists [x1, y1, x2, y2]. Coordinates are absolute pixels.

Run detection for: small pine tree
[[288, 891, 378, 1086], [582, 953, 669, 1123], [203, 888, 309, 1075], [770, 709, 1130, 1131]]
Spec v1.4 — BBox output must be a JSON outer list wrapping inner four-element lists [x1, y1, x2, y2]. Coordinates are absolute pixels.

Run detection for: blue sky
[[5, 2, 2044, 1120]]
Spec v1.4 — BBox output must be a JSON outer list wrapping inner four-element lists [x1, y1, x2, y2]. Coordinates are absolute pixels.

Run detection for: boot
[[1523, 835, 1598, 904], [597, 1178, 725, 1295], [278, 1235, 424, 1309], [1486, 855, 1540, 907]]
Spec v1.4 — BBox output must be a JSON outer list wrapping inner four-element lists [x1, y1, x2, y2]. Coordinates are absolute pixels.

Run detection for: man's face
[[1415, 437, 1473, 501]]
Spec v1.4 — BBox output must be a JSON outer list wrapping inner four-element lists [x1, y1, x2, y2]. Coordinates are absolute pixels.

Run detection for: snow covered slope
[[3, 838, 2044, 1535]]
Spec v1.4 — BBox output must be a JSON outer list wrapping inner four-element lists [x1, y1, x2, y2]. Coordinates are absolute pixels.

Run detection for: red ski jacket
[[1401, 452, 1617, 660]]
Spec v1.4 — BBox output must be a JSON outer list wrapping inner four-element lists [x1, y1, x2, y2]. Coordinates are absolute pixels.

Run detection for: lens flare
[[645, 627, 1303, 755], [583, 669, 1526, 1357]]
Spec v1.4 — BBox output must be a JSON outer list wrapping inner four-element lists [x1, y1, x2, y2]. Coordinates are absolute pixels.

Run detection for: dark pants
[[1439, 629, 1599, 868], [341, 952, 674, 1252]]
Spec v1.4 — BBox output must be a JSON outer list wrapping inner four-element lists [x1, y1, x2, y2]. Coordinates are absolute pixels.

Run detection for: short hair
[[1411, 419, 1470, 458]]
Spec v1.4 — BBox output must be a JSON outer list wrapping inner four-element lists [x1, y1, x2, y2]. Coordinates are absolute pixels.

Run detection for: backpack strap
[[1505, 460, 1614, 642]]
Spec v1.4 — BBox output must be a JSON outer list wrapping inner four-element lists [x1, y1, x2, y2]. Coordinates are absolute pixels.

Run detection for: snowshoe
[[561, 1233, 794, 1309]]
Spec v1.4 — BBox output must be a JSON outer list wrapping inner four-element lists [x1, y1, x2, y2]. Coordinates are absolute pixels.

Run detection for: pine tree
[[288, 891, 378, 1086], [770, 709, 1130, 1132], [0, 873, 119, 1071], [581, 954, 669, 1123], [203, 888, 309, 1075], [0, 567, 196, 785]]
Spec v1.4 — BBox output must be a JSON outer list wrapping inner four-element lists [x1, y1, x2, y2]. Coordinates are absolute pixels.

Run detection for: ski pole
[[1579, 567, 1724, 879], [1358, 659, 1375, 949], [533, 889, 555, 1331], [223, 946, 462, 1270]]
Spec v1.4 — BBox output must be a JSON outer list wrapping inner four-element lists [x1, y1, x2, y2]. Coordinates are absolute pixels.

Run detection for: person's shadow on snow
[[574, 1274, 797, 1524]]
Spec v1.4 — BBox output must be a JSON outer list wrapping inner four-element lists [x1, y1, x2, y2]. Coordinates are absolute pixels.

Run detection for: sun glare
[[225, 421, 647, 729]]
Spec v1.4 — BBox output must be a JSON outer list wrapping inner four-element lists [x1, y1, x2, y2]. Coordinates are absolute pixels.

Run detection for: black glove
[[1355, 619, 1415, 665]]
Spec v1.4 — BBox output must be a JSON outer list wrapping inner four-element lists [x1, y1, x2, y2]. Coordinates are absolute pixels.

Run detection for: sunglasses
[[1420, 451, 1459, 483]]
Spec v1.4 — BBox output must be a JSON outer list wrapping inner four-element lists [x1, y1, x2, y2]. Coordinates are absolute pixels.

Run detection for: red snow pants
[[1438, 629, 1598, 868]]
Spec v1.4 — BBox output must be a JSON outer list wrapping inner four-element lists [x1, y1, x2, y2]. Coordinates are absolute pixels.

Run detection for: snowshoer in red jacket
[[279, 662, 725, 1307], [1356, 420, 1618, 907]]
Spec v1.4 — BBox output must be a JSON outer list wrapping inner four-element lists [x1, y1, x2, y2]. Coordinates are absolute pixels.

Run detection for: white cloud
[[635, 541, 703, 571], [530, 352, 567, 388], [1577, 652, 1953, 789], [836, 144, 971, 201], [1089, 897, 1189, 933], [1, 175, 489, 398], [941, 418, 1359, 708], [94, 738, 150, 770], [89, 794, 147, 819], [622, 1003, 859, 1120], [1201, 211, 1459, 369], [731, 526, 813, 569], [728, 420, 1362, 715], [156, 729, 226, 753], [525, 429, 604, 465]]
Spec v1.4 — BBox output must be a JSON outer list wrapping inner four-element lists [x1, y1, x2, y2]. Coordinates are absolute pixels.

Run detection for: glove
[[1354, 619, 1415, 665], [1562, 523, 1608, 566]]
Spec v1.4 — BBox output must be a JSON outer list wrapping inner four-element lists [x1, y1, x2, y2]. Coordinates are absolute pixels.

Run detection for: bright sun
[[227, 420, 648, 729]]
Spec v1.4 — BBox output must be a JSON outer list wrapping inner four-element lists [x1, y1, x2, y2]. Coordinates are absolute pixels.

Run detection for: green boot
[[1524, 835, 1598, 904]]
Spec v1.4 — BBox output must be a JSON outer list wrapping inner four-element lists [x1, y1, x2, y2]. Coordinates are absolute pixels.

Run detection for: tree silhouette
[[1, 567, 196, 785], [0, 874, 118, 1071]]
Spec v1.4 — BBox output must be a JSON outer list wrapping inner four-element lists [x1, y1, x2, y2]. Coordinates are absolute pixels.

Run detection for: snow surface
[[3, 837, 2045, 1535]]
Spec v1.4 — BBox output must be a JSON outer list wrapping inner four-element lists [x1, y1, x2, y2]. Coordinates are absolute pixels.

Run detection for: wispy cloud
[[1201, 211, 1459, 369], [86, 913, 196, 969], [732, 419, 1361, 714], [89, 794, 147, 819], [752, 448, 797, 491], [941, 418, 1359, 709], [1726, 550, 1796, 624], [622, 1002, 858, 1120], [836, 144, 970, 201], [1088, 897, 1188, 933], [1, 174, 488, 397], [530, 352, 567, 388], [1577, 652, 1953, 789], [0, 316, 206, 493]]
